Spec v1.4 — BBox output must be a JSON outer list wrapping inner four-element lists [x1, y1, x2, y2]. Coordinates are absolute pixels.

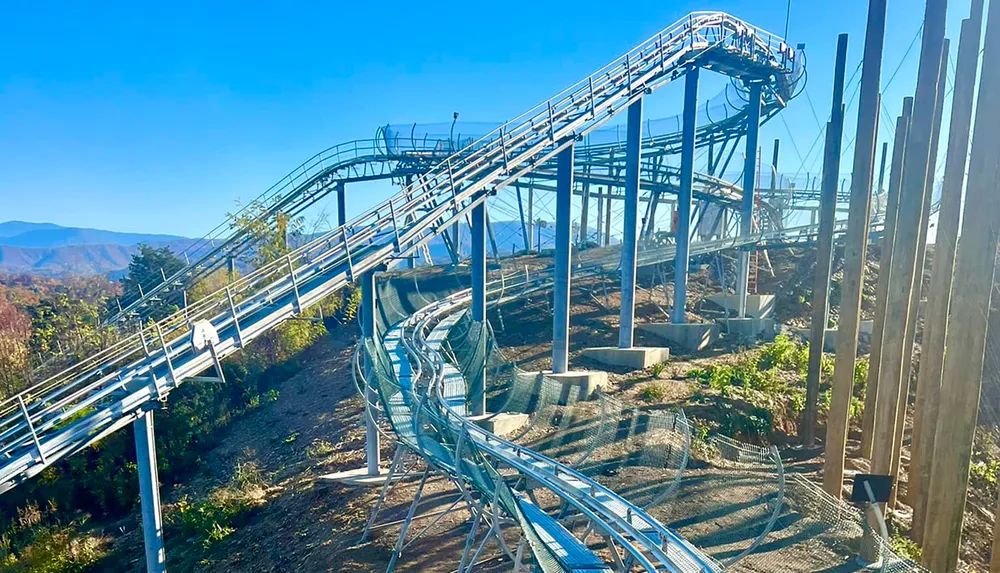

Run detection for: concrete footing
[[706, 294, 775, 319], [580, 347, 670, 370], [793, 320, 874, 351], [530, 370, 609, 402], [638, 323, 720, 351], [468, 412, 530, 437], [318, 466, 400, 487], [719, 318, 777, 341]]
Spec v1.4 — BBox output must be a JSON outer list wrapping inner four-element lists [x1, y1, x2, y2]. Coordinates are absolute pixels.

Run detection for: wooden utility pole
[[910, 0, 985, 541], [823, 0, 888, 496], [887, 40, 949, 509], [923, 3, 1000, 569], [869, 0, 947, 490], [861, 97, 912, 459], [804, 34, 849, 447]]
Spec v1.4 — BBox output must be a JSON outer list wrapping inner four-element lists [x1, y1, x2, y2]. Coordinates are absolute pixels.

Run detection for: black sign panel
[[851, 474, 893, 504]]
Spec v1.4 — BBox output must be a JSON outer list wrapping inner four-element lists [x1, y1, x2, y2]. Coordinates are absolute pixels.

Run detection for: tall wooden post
[[823, 0, 888, 496], [869, 0, 947, 492], [861, 97, 913, 458], [804, 35, 849, 447], [886, 39, 949, 509], [910, 0, 985, 540], [923, 4, 1000, 569]]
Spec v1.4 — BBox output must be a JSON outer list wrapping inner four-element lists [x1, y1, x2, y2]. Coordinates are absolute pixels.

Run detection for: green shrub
[[890, 532, 922, 562], [717, 401, 773, 441], [639, 383, 669, 403], [171, 461, 266, 549], [650, 361, 668, 378]]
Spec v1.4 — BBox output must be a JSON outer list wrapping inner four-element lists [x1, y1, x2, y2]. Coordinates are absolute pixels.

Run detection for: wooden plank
[[887, 39, 949, 509], [869, 0, 948, 486], [860, 98, 912, 459], [910, 0, 985, 541], [922, 1, 1000, 569], [824, 0, 889, 497]]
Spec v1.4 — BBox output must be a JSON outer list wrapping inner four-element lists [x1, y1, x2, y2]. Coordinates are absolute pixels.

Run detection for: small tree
[[118, 245, 186, 321]]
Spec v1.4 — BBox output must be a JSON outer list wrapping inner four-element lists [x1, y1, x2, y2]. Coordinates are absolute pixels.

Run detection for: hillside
[[0, 219, 579, 277], [0, 221, 195, 276]]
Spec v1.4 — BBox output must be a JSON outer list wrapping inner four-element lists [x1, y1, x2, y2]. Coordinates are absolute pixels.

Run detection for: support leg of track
[[618, 98, 643, 348], [134, 410, 166, 573], [360, 448, 406, 543], [736, 82, 763, 318], [386, 466, 430, 573], [672, 67, 699, 324], [552, 143, 575, 373], [337, 181, 347, 228], [361, 270, 381, 475], [579, 182, 590, 244], [471, 201, 487, 415]]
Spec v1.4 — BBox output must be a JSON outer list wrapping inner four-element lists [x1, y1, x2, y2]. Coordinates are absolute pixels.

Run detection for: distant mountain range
[[0, 219, 604, 277], [0, 221, 195, 276]]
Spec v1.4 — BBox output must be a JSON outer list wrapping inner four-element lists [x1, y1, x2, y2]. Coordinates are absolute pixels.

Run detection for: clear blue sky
[[0, 0, 976, 237]]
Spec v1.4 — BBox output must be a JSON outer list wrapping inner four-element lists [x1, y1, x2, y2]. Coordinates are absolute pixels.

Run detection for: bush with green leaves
[[639, 383, 669, 403]]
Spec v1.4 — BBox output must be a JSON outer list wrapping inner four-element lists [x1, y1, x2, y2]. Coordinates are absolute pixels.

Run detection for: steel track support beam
[[672, 68, 698, 324], [804, 34, 849, 448], [470, 201, 487, 415], [527, 186, 535, 251], [552, 144, 575, 374], [579, 182, 591, 244], [337, 182, 347, 228], [134, 410, 166, 573], [736, 83, 763, 318], [361, 270, 381, 474], [595, 187, 604, 246], [619, 98, 643, 347], [516, 184, 530, 253]]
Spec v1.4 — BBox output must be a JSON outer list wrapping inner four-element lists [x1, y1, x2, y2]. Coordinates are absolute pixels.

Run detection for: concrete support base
[[468, 412, 531, 437], [706, 294, 776, 319], [793, 320, 875, 351], [638, 323, 720, 351], [580, 347, 670, 370], [719, 318, 777, 341], [318, 466, 400, 487], [530, 370, 609, 402]]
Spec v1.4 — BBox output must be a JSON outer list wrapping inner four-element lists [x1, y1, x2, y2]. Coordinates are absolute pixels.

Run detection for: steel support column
[[470, 201, 487, 414], [595, 188, 604, 246], [337, 182, 347, 228], [134, 410, 166, 573], [527, 186, 535, 251], [672, 68, 699, 324], [361, 270, 381, 474], [619, 98, 643, 347], [552, 144, 575, 374], [579, 183, 590, 244], [736, 83, 763, 317], [516, 185, 530, 253]]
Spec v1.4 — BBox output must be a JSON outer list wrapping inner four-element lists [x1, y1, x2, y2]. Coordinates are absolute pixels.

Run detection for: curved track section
[[368, 286, 720, 571]]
